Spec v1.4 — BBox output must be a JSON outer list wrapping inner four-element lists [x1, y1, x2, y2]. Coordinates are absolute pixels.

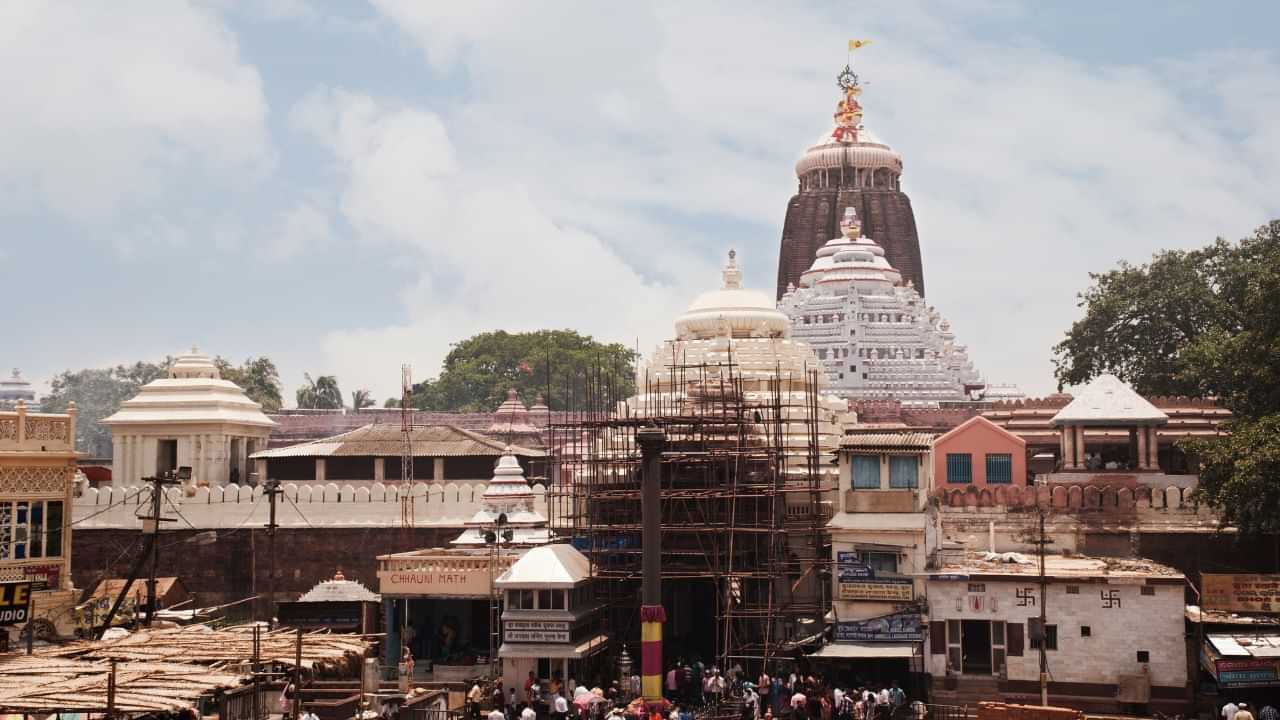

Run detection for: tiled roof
[[841, 432, 933, 449], [251, 423, 545, 459], [1051, 374, 1168, 425]]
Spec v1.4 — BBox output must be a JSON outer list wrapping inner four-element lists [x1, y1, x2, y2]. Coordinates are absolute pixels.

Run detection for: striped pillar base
[[640, 605, 666, 702]]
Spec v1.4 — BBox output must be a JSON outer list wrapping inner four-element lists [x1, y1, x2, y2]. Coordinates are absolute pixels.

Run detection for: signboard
[[1202, 574, 1280, 612], [838, 577, 913, 602], [504, 620, 571, 643], [277, 600, 368, 630], [835, 610, 923, 643], [0, 582, 32, 626], [837, 552, 874, 581], [23, 564, 61, 591], [379, 568, 491, 597], [1214, 658, 1280, 688]]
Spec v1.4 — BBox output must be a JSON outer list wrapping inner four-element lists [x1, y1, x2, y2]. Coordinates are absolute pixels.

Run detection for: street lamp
[[618, 648, 634, 702]]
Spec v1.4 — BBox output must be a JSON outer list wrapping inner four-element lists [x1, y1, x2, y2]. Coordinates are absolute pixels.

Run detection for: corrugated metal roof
[[251, 423, 545, 459], [841, 432, 933, 449]]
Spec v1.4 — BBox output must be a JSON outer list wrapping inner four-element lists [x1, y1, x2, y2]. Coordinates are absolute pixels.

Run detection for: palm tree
[[296, 373, 343, 409], [351, 389, 374, 412]]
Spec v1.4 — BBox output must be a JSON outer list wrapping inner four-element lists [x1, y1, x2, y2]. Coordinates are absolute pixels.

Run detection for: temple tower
[[776, 61, 925, 299]]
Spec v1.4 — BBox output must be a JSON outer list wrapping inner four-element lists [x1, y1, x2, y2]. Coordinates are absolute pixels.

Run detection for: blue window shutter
[[986, 454, 1013, 484], [852, 456, 881, 489], [889, 456, 918, 488], [946, 453, 972, 484]]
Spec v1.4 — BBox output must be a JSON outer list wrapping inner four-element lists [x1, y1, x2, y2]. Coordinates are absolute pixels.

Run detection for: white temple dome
[[675, 250, 790, 340]]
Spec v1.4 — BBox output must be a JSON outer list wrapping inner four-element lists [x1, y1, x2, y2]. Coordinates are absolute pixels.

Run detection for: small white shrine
[[102, 348, 274, 487]]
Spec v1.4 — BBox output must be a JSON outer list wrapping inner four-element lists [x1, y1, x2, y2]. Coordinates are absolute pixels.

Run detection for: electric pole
[[264, 478, 282, 629], [141, 469, 184, 626], [1037, 506, 1049, 706]]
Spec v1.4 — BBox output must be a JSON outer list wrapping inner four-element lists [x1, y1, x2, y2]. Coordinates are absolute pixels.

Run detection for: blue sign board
[[837, 551, 874, 580], [835, 610, 924, 643]]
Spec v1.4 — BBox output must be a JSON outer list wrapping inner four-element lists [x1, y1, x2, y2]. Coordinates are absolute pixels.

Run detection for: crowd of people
[[662, 660, 912, 720], [468, 664, 913, 720], [1222, 700, 1277, 720]]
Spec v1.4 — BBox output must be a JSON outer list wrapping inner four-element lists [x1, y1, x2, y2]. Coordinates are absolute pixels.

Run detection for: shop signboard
[[0, 582, 32, 626], [1202, 574, 1280, 612], [837, 551, 873, 581], [838, 576, 913, 602], [1214, 658, 1280, 688], [23, 564, 61, 591], [835, 610, 923, 643], [504, 620, 571, 643], [379, 568, 491, 597]]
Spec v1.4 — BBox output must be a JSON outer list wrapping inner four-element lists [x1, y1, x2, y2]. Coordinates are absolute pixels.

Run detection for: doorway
[[157, 439, 178, 476], [960, 620, 991, 675]]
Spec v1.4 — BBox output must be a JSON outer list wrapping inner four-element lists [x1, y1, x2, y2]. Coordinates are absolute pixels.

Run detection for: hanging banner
[[0, 582, 32, 626], [1202, 574, 1280, 612], [835, 610, 923, 642]]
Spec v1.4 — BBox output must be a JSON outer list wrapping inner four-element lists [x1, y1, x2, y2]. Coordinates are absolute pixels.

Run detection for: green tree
[[351, 389, 374, 411], [215, 356, 283, 412], [1053, 220, 1280, 533], [41, 360, 171, 457], [296, 373, 343, 409], [411, 329, 637, 412]]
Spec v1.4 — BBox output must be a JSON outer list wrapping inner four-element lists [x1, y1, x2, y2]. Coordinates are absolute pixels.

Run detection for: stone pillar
[[374, 457, 386, 483], [118, 436, 129, 486], [1136, 425, 1149, 470], [255, 458, 268, 485], [1063, 426, 1076, 469], [1058, 428, 1068, 470], [383, 597, 401, 672], [315, 458, 327, 483], [112, 435, 122, 483], [1153, 426, 1160, 469], [433, 457, 444, 482], [1074, 425, 1086, 468]]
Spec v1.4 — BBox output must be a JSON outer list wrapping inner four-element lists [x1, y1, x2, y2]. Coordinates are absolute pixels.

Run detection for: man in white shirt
[[553, 692, 570, 720], [521, 706, 537, 720], [1225, 702, 1241, 720], [490, 707, 507, 720]]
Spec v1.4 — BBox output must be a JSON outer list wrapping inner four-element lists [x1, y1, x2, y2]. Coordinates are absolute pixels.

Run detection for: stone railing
[[0, 402, 75, 453], [934, 480, 1207, 514], [73, 480, 549, 529]]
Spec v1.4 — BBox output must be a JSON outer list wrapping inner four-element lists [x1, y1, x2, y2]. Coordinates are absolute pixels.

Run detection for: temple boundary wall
[[73, 481, 550, 529]]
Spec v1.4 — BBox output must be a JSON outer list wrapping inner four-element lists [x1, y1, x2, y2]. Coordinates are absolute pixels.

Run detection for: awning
[[809, 642, 917, 659], [499, 634, 610, 660]]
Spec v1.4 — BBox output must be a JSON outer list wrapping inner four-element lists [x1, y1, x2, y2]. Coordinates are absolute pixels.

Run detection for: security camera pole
[[636, 425, 667, 709]]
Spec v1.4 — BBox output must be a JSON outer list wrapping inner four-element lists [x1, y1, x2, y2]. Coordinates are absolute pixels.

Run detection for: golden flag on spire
[[848, 39, 872, 51]]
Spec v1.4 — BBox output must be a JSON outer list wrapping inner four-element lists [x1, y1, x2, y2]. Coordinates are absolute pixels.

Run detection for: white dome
[[675, 251, 790, 340]]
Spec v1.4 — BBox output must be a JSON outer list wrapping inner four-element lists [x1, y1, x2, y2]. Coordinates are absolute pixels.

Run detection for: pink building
[[932, 416, 1026, 487]]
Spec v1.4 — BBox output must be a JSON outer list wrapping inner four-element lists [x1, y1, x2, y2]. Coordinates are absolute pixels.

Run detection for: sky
[[2, 1, 1278, 405]]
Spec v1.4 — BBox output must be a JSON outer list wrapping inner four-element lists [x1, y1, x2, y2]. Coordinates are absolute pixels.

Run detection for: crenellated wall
[[73, 480, 551, 529], [932, 479, 1207, 515]]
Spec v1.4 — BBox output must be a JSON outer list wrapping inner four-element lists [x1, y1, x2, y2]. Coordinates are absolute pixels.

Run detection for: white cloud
[[0, 3, 271, 224], [267, 202, 334, 260], [295, 90, 702, 399], [356, 1, 1279, 399]]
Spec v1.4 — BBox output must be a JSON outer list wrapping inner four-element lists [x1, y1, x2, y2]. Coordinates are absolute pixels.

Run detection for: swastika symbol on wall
[[1016, 588, 1036, 607], [1101, 589, 1122, 609]]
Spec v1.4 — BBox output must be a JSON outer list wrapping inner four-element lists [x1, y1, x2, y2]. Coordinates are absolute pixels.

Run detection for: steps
[[929, 675, 1002, 706]]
